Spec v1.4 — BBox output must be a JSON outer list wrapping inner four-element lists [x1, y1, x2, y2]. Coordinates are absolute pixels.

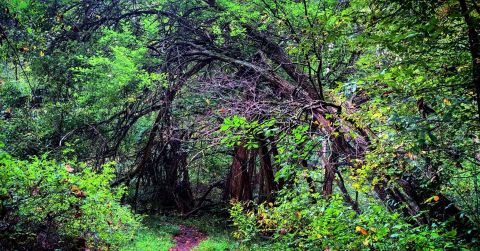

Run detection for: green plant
[[223, 123, 461, 250], [220, 116, 277, 149], [120, 220, 179, 251], [193, 237, 237, 251], [229, 202, 259, 243], [231, 181, 459, 250], [0, 150, 140, 250]]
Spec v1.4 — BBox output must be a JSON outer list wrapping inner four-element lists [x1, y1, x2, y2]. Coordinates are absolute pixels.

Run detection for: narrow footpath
[[169, 225, 207, 251]]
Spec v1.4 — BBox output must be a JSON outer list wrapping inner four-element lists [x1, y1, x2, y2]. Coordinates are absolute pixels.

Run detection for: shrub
[[0, 147, 140, 250], [229, 201, 259, 242], [230, 170, 459, 250]]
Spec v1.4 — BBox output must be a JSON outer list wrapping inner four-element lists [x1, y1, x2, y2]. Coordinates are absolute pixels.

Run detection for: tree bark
[[225, 144, 252, 201], [258, 141, 276, 203]]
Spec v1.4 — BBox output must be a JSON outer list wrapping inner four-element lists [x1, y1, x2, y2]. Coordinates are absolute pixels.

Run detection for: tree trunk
[[322, 142, 337, 197], [258, 141, 276, 203], [225, 144, 252, 201]]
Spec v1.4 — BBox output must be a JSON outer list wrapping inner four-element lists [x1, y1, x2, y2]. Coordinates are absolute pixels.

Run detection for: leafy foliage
[[225, 118, 462, 249], [231, 193, 458, 250], [0, 148, 140, 250], [1, 0, 479, 249]]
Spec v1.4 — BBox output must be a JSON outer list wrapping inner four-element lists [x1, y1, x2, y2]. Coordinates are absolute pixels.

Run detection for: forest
[[0, 0, 479, 250]]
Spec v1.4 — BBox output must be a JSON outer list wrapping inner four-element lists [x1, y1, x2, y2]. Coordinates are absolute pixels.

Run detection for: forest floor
[[120, 215, 241, 251], [170, 225, 207, 251]]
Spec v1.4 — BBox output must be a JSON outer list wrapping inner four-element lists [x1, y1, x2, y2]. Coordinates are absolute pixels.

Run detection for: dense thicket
[[0, 0, 479, 250]]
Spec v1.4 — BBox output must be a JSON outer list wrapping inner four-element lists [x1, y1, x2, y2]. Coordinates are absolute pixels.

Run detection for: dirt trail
[[169, 225, 207, 251]]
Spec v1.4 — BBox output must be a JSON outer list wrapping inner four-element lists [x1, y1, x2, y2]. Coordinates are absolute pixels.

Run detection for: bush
[[0, 146, 140, 250], [222, 118, 462, 250], [229, 201, 259, 242], [230, 170, 459, 250]]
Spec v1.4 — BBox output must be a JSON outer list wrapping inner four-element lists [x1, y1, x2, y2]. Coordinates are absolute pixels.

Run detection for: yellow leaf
[[352, 183, 361, 190], [424, 195, 440, 204], [372, 112, 382, 118], [295, 211, 302, 219], [443, 98, 451, 106], [363, 237, 370, 246], [39, 51, 45, 57], [405, 152, 416, 160], [355, 226, 368, 235], [70, 185, 79, 192]]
